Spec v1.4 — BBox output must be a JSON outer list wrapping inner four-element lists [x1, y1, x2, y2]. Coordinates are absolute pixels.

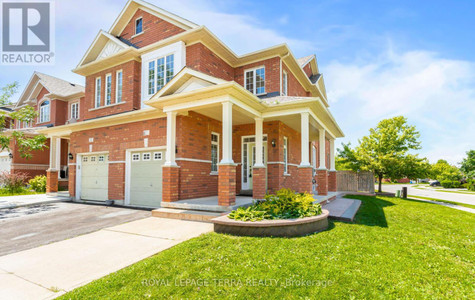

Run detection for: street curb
[[0, 198, 72, 210]]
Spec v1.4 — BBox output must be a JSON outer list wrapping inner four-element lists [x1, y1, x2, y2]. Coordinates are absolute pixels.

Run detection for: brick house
[[1, 72, 85, 187], [40, 0, 344, 207]]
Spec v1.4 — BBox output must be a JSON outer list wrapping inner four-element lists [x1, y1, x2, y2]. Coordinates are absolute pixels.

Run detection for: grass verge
[[59, 195, 475, 299], [408, 195, 475, 209]]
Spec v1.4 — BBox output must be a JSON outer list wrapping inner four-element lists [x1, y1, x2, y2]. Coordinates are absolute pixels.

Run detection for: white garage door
[[0, 154, 11, 173], [81, 154, 108, 201], [129, 150, 164, 207]]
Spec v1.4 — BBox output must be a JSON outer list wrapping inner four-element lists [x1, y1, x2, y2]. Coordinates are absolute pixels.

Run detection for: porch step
[[322, 197, 361, 222], [152, 208, 224, 223]]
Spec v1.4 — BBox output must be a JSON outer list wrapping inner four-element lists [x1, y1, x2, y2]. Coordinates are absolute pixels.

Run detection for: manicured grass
[[436, 189, 475, 195], [0, 188, 44, 197], [60, 195, 475, 299], [408, 195, 475, 209]]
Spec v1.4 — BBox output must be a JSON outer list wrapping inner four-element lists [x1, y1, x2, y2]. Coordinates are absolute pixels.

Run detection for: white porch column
[[221, 102, 234, 164], [300, 112, 310, 167], [48, 136, 61, 171], [318, 128, 327, 169], [329, 138, 336, 171], [165, 111, 177, 167], [254, 117, 264, 167]]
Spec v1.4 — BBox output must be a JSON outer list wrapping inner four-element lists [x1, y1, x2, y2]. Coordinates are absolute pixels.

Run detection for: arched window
[[39, 100, 50, 123]]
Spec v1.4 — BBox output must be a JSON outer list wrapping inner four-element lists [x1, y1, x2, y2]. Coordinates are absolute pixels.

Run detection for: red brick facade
[[186, 43, 234, 81], [119, 9, 185, 48], [328, 171, 337, 192], [46, 170, 58, 193], [218, 164, 236, 206], [252, 167, 266, 199], [316, 169, 328, 195], [235, 57, 281, 95]]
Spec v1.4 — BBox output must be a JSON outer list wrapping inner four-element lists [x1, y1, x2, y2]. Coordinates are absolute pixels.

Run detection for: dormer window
[[245, 67, 265, 95], [135, 18, 143, 35], [39, 100, 50, 123]]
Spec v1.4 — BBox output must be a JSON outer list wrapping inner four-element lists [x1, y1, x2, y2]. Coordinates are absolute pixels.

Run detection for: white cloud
[[324, 48, 475, 165]]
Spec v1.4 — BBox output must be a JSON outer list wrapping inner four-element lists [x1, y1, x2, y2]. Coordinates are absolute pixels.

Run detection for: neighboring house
[[2, 72, 85, 186], [40, 0, 344, 208]]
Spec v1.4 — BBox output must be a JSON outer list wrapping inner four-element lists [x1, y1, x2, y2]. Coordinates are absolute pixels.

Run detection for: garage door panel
[[81, 155, 109, 201], [129, 150, 164, 207]]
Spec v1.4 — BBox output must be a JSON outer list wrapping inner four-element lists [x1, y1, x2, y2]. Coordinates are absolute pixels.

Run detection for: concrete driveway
[[0, 202, 150, 256], [381, 184, 475, 206]]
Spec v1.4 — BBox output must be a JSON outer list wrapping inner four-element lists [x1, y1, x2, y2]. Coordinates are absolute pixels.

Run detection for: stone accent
[[46, 170, 59, 193], [212, 209, 329, 237], [316, 169, 328, 195], [162, 166, 180, 202], [218, 164, 236, 206], [298, 166, 313, 193], [252, 166, 266, 199], [328, 170, 337, 192]]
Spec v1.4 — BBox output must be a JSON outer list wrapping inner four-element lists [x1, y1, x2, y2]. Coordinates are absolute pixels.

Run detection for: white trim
[[95, 77, 101, 108], [70, 102, 79, 120], [75, 151, 110, 202], [124, 146, 167, 206], [116, 70, 123, 103], [135, 17, 143, 35], [105, 73, 112, 106], [283, 136, 288, 174], [38, 99, 51, 123], [176, 158, 212, 163], [211, 131, 219, 172], [318, 128, 326, 169], [244, 65, 266, 95], [282, 70, 288, 96], [89, 101, 126, 111]]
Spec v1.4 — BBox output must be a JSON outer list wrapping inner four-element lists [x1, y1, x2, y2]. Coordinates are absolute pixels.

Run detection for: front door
[[242, 136, 267, 191]]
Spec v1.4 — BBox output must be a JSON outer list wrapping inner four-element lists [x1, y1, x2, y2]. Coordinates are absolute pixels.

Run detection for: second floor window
[[39, 100, 50, 123], [95, 77, 101, 108], [147, 54, 174, 96], [105, 74, 112, 105], [71, 102, 79, 119], [283, 71, 288, 96], [211, 133, 219, 173], [116, 70, 123, 103], [135, 18, 143, 35], [245, 67, 265, 95]]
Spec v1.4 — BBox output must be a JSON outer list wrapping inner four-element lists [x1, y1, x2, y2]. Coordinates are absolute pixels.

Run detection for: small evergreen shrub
[[29, 175, 47, 193], [228, 188, 322, 221], [0, 171, 28, 194]]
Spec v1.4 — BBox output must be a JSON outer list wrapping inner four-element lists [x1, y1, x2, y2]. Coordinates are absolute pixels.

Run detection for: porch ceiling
[[192, 103, 256, 126]]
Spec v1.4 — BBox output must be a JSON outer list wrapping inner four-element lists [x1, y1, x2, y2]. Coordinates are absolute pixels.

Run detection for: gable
[[77, 31, 130, 67], [174, 77, 214, 94], [118, 8, 186, 48], [97, 40, 126, 60]]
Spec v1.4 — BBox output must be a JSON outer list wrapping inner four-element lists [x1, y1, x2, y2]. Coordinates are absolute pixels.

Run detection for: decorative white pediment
[[174, 78, 214, 94], [97, 40, 126, 60]]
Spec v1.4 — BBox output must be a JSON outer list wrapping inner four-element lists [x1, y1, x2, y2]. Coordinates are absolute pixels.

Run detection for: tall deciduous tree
[[0, 82, 47, 159], [460, 150, 475, 179]]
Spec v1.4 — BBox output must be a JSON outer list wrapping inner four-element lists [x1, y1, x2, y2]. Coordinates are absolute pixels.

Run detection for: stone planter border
[[212, 209, 329, 237]]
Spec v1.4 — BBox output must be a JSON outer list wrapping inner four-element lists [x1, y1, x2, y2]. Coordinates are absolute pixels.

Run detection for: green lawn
[[408, 195, 475, 209], [436, 189, 475, 195], [60, 195, 475, 299], [0, 188, 44, 197]]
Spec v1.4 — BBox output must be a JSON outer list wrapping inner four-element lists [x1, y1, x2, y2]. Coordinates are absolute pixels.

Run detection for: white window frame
[[98, 155, 105, 162], [244, 66, 266, 95], [146, 54, 174, 96], [211, 132, 219, 173], [105, 73, 112, 106], [140, 41, 186, 106], [142, 152, 151, 161], [116, 70, 123, 103], [282, 71, 288, 96], [283, 137, 288, 174], [135, 17, 143, 35], [132, 153, 140, 161], [153, 152, 162, 160], [39, 100, 50, 123], [95, 77, 101, 108], [70, 102, 79, 120]]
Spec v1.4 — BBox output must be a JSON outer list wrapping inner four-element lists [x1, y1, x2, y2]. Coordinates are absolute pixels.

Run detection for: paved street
[[0, 202, 150, 256], [381, 184, 475, 206]]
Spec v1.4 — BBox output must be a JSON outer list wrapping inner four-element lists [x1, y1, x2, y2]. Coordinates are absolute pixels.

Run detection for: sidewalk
[[0, 217, 213, 299], [0, 192, 71, 210]]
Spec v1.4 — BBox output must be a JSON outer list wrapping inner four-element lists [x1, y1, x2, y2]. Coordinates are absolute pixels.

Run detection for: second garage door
[[81, 154, 109, 201], [129, 150, 165, 207]]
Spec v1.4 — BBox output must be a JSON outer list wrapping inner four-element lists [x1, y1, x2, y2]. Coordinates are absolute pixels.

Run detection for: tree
[[430, 159, 462, 181], [0, 82, 47, 158], [354, 116, 428, 193], [335, 142, 361, 171], [460, 150, 475, 179]]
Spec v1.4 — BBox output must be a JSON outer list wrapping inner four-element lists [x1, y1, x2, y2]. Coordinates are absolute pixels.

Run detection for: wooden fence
[[337, 171, 375, 193]]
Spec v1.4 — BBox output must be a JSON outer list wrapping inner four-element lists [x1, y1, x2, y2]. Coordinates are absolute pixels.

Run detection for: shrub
[[228, 188, 322, 222], [29, 175, 47, 193], [0, 171, 28, 194], [466, 179, 475, 191], [440, 180, 461, 189]]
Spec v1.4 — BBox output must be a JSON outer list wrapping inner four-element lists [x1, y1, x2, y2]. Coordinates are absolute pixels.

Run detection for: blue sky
[[1, 0, 474, 165]]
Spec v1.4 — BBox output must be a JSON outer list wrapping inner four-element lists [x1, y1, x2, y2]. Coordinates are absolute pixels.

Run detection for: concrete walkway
[[0, 217, 213, 299], [408, 196, 475, 214], [0, 192, 71, 210], [323, 196, 361, 222]]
